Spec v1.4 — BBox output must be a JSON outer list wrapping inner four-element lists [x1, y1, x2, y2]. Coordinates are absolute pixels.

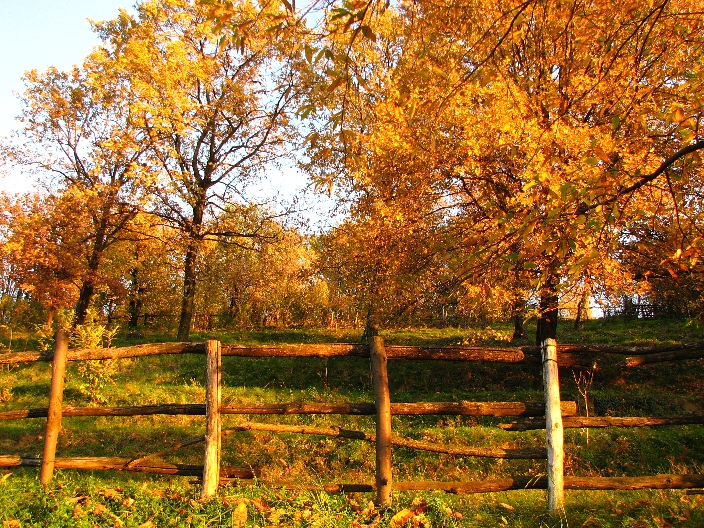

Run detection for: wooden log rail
[[0, 401, 579, 421], [522, 342, 704, 356], [0, 455, 256, 478], [219, 422, 547, 459], [0, 342, 595, 367], [499, 415, 704, 431], [3, 340, 702, 368]]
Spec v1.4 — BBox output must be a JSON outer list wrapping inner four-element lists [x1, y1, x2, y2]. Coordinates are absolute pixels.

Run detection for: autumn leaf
[[389, 508, 414, 527], [232, 502, 248, 527], [99, 489, 121, 500]]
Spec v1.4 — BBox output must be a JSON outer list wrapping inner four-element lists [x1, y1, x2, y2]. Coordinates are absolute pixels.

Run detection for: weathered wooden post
[[40, 330, 69, 487], [542, 337, 564, 511], [370, 336, 392, 506], [201, 339, 222, 500]]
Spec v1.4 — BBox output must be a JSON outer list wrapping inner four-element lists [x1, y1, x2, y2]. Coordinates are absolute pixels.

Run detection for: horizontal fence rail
[[0, 401, 578, 421], [500, 415, 704, 430], [1, 342, 596, 367], [5, 341, 704, 367], [0, 455, 257, 478]]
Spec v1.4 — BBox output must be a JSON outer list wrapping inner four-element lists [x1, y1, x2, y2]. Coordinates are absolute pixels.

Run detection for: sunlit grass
[[2, 317, 704, 525]]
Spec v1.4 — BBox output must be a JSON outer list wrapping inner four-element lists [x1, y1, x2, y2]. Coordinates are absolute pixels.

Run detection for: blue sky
[[0, 1, 313, 220], [0, 1, 135, 137], [0, 1, 134, 192]]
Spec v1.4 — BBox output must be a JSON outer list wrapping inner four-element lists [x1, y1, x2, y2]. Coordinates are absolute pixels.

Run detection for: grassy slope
[[1, 318, 703, 527]]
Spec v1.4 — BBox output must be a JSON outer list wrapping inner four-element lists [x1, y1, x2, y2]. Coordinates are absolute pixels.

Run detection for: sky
[[0, 0, 313, 215], [0, 1, 136, 192]]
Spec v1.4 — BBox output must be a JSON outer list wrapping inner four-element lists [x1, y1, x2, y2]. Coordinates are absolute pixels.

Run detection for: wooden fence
[[1, 332, 704, 510]]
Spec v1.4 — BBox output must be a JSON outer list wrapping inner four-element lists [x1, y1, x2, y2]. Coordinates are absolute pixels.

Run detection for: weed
[[71, 311, 121, 405]]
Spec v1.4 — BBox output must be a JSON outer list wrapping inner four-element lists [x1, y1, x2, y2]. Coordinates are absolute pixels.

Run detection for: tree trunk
[[362, 286, 381, 342], [536, 272, 559, 346], [177, 198, 206, 342], [128, 296, 143, 329], [74, 279, 96, 326], [177, 241, 198, 342], [74, 215, 109, 326], [128, 267, 144, 329], [46, 307, 56, 328], [511, 299, 526, 341], [574, 281, 590, 329]]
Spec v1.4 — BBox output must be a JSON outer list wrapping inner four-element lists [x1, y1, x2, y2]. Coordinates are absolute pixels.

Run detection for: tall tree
[[303, 0, 704, 338], [97, 0, 297, 340], [8, 57, 148, 325]]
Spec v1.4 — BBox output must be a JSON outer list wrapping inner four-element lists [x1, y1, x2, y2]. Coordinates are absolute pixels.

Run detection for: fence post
[[40, 330, 69, 487], [370, 336, 392, 506], [201, 339, 222, 500], [542, 337, 564, 511]]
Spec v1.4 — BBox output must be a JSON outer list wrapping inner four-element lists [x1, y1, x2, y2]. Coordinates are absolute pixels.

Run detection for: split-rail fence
[[1, 331, 704, 510]]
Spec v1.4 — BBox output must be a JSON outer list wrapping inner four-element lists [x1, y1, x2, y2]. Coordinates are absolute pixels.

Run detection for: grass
[[1, 317, 704, 526]]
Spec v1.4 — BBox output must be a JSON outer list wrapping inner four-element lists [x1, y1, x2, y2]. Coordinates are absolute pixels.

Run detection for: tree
[[8, 57, 149, 325], [195, 206, 324, 329], [96, 0, 297, 340], [303, 0, 704, 340], [0, 193, 87, 326]]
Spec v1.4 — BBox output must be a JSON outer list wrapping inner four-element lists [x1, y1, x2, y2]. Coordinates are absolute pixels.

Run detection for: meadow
[[1, 317, 703, 527]]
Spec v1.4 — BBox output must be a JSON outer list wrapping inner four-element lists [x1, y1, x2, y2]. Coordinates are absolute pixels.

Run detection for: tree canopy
[[1, 0, 703, 339]]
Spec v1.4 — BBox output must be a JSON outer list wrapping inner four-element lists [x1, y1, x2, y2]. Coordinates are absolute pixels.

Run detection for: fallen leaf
[[144, 489, 165, 499], [100, 489, 120, 500], [107, 512, 124, 528], [93, 504, 108, 516], [411, 499, 429, 515], [295, 508, 312, 520], [360, 501, 375, 516], [389, 508, 414, 527], [72, 504, 84, 518], [137, 522, 156, 528], [65, 495, 89, 504], [500, 502, 515, 511], [3, 521, 20, 528], [122, 496, 135, 508], [232, 502, 248, 528], [250, 498, 270, 512], [267, 508, 286, 524]]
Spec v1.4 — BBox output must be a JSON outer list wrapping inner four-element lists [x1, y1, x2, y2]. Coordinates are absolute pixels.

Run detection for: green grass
[[1, 317, 704, 526]]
